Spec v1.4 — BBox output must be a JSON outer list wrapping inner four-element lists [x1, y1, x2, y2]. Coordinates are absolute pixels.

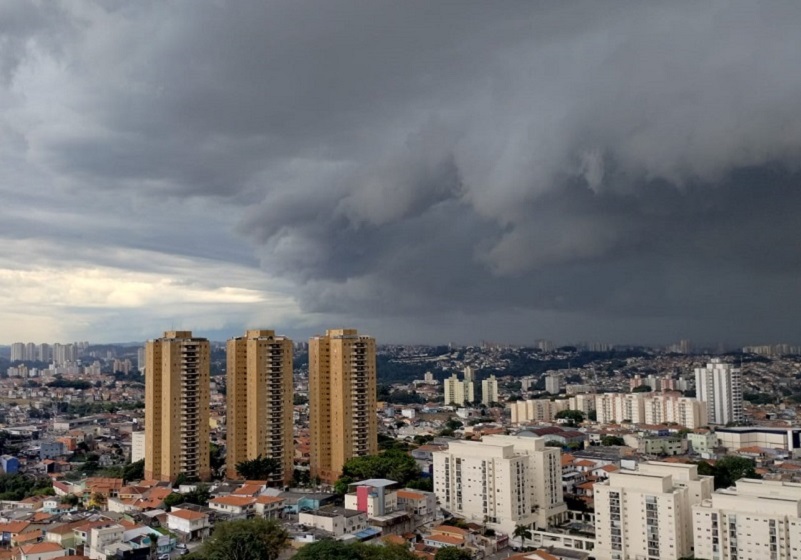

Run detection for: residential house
[[165, 509, 211, 542]]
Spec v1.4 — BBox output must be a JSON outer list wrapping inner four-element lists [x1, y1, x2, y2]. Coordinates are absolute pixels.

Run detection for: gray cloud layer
[[2, 1, 801, 345]]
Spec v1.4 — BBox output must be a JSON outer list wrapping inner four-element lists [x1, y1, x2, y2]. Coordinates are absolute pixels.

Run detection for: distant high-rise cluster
[[10, 341, 87, 365], [694, 359, 744, 425], [143, 327, 378, 486], [742, 343, 801, 357]]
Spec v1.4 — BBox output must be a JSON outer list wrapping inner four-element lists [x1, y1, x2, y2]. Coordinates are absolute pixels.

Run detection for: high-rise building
[[226, 330, 293, 484], [693, 479, 801, 560], [309, 329, 377, 484], [545, 374, 561, 395], [594, 462, 713, 560], [444, 372, 475, 406], [482, 374, 499, 405], [10, 343, 25, 362], [433, 435, 566, 533], [144, 331, 211, 482], [694, 359, 744, 425]]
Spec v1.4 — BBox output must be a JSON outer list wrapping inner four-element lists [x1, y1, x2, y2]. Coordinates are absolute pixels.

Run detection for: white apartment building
[[693, 479, 801, 560], [433, 435, 566, 533], [509, 399, 569, 424], [596, 393, 646, 425], [594, 462, 713, 560], [444, 373, 475, 406], [695, 359, 744, 425], [643, 394, 708, 429], [545, 375, 561, 395], [596, 392, 706, 428], [482, 375, 499, 405], [509, 395, 595, 424]]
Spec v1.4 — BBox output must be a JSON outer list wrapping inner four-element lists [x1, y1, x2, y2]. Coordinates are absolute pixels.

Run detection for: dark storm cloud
[[3, 1, 801, 344]]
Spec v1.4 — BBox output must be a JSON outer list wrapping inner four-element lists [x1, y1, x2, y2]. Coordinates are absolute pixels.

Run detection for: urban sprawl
[[0, 332, 799, 560]]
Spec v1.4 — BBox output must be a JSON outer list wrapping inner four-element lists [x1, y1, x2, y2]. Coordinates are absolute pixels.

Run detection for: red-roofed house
[[166, 509, 211, 541], [19, 542, 66, 560], [254, 496, 285, 518], [209, 495, 256, 516]]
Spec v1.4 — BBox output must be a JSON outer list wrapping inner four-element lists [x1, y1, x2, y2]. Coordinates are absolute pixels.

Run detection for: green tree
[[513, 524, 532, 549], [339, 449, 420, 487], [210, 442, 225, 475], [555, 410, 584, 426], [601, 435, 626, 446], [195, 518, 288, 560], [632, 385, 652, 393], [235, 455, 281, 481], [164, 485, 211, 509], [123, 459, 144, 482], [293, 541, 415, 560], [434, 548, 473, 560], [709, 456, 760, 489], [61, 494, 80, 506]]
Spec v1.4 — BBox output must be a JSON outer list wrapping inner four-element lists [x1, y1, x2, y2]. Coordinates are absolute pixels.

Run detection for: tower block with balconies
[[144, 331, 211, 482], [226, 330, 294, 484], [310, 329, 377, 484]]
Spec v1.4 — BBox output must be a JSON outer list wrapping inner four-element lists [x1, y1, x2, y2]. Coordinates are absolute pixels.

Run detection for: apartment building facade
[[693, 479, 801, 560], [433, 435, 566, 533], [695, 359, 744, 425], [226, 329, 294, 483], [144, 331, 211, 482], [309, 329, 378, 484], [594, 462, 713, 560]]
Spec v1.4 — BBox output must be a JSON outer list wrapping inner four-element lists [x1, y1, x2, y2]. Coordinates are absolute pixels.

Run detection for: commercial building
[[309, 329, 378, 484], [226, 330, 294, 483], [594, 462, 713, 560], [144, 331, 211, 482], [693, 479, 801, 560], [715, 426, 801, 453], [433, 434, 566, 533], [695, 359, 744, 425]]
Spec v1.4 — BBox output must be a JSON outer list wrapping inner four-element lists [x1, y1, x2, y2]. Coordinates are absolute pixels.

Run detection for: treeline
[[0, 474, 54, 500]]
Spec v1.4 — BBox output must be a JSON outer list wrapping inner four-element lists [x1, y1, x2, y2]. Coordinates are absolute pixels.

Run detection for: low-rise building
[[166, 508, 212, 541], [298, 506, 368, 538], [208, 495, 256, 517]]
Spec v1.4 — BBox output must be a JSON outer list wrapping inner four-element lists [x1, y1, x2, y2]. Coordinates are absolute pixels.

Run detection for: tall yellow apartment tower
[[309, 329, 378, 484], [226, 330, 294, 484], [144, 331, 211, 482]]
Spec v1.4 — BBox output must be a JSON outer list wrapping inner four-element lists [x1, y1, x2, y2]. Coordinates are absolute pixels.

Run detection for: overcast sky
[[2, 1, 801, 347]]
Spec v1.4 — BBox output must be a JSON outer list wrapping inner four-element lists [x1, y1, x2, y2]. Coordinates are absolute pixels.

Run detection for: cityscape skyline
[[3, 3, 801, 346]]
